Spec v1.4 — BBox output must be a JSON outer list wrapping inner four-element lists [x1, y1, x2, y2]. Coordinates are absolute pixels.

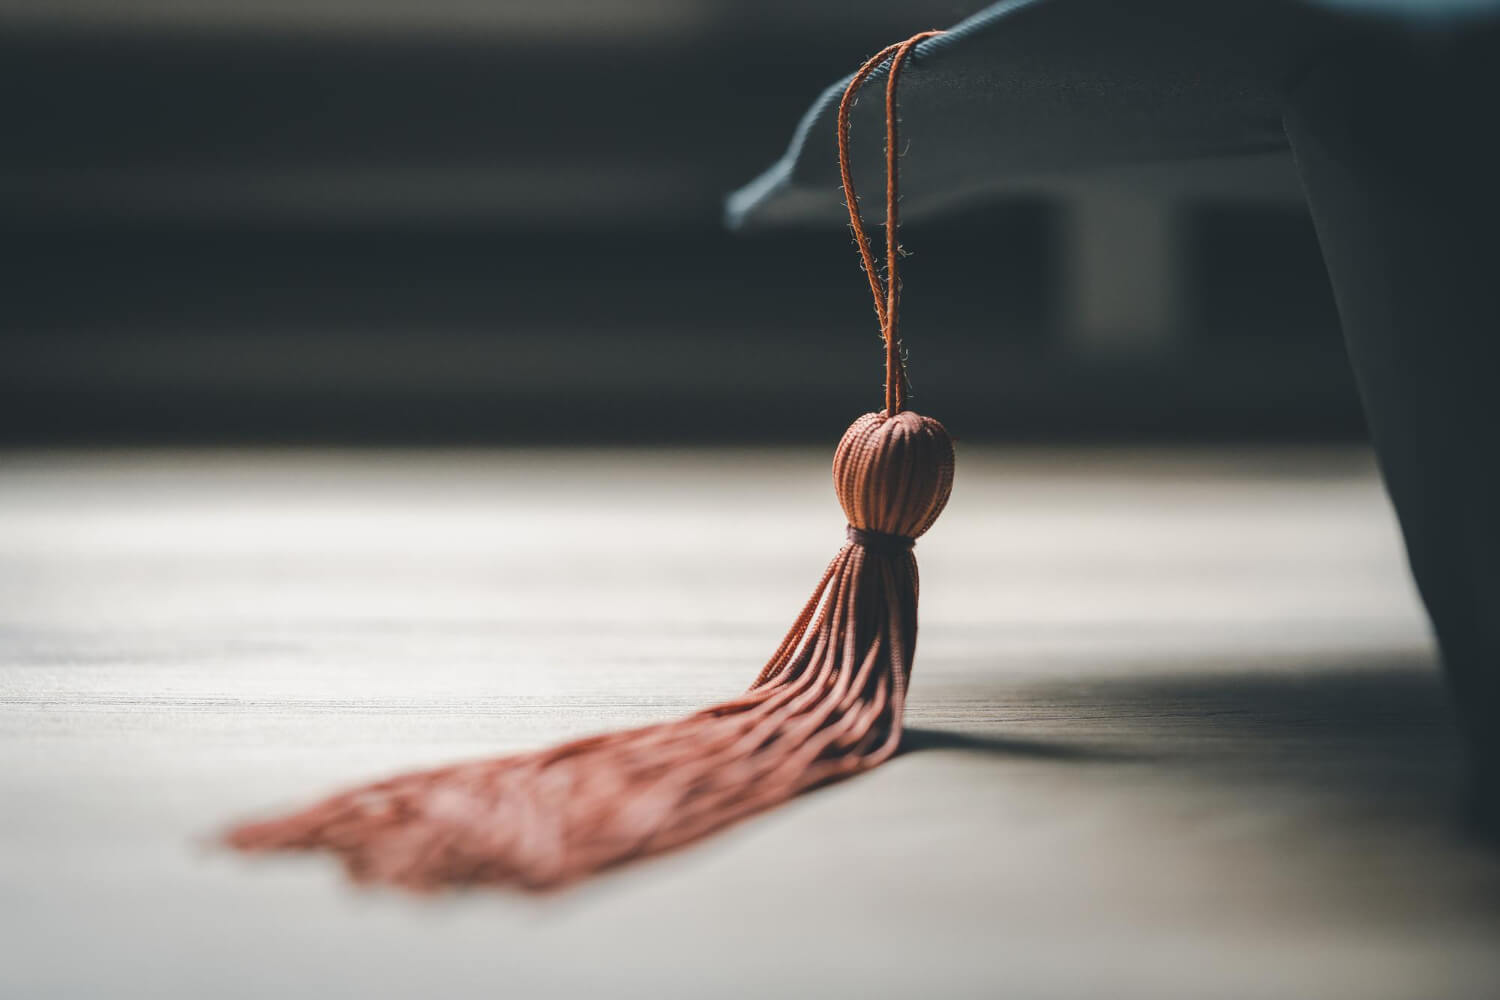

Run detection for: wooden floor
[[3, 445, 1498, 998]]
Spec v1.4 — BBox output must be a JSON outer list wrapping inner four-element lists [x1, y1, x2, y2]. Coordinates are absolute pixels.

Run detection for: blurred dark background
[[0, 1, 1361, 445]]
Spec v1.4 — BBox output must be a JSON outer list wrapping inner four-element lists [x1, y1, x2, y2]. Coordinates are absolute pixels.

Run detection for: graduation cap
[[731, 0, 1500, 832], [729, 0, 1497, 230]]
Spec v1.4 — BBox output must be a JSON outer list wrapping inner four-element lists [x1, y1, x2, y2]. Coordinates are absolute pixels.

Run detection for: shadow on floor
[[901, 726, 1144, 762], [905, 652, 1474, 828]]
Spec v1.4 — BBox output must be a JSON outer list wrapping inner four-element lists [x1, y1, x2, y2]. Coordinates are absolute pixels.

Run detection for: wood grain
[[2, 446, 1496, 998]]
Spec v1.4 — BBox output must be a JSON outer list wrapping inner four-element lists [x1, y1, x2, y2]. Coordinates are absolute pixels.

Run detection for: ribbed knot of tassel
[[834, 410, 955, 541]]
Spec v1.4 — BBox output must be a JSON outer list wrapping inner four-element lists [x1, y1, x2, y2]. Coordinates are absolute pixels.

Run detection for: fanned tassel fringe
[[226, 411, 954, 891]]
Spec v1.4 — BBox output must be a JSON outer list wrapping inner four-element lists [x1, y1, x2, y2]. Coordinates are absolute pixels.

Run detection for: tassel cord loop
[[836, 30, 945, 417]]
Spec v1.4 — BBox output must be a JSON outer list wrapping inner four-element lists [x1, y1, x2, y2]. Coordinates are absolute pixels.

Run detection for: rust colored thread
[[225, 33, 954, 894], [837, 30, 944, 416]]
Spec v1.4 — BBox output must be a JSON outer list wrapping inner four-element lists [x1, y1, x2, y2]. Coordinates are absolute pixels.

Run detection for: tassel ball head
[[835, 410, 954, 541]]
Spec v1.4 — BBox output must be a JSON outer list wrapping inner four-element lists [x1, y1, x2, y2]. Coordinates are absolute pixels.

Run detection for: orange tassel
[[226, 31, 949, 891], [227, 411, 952, 890]]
